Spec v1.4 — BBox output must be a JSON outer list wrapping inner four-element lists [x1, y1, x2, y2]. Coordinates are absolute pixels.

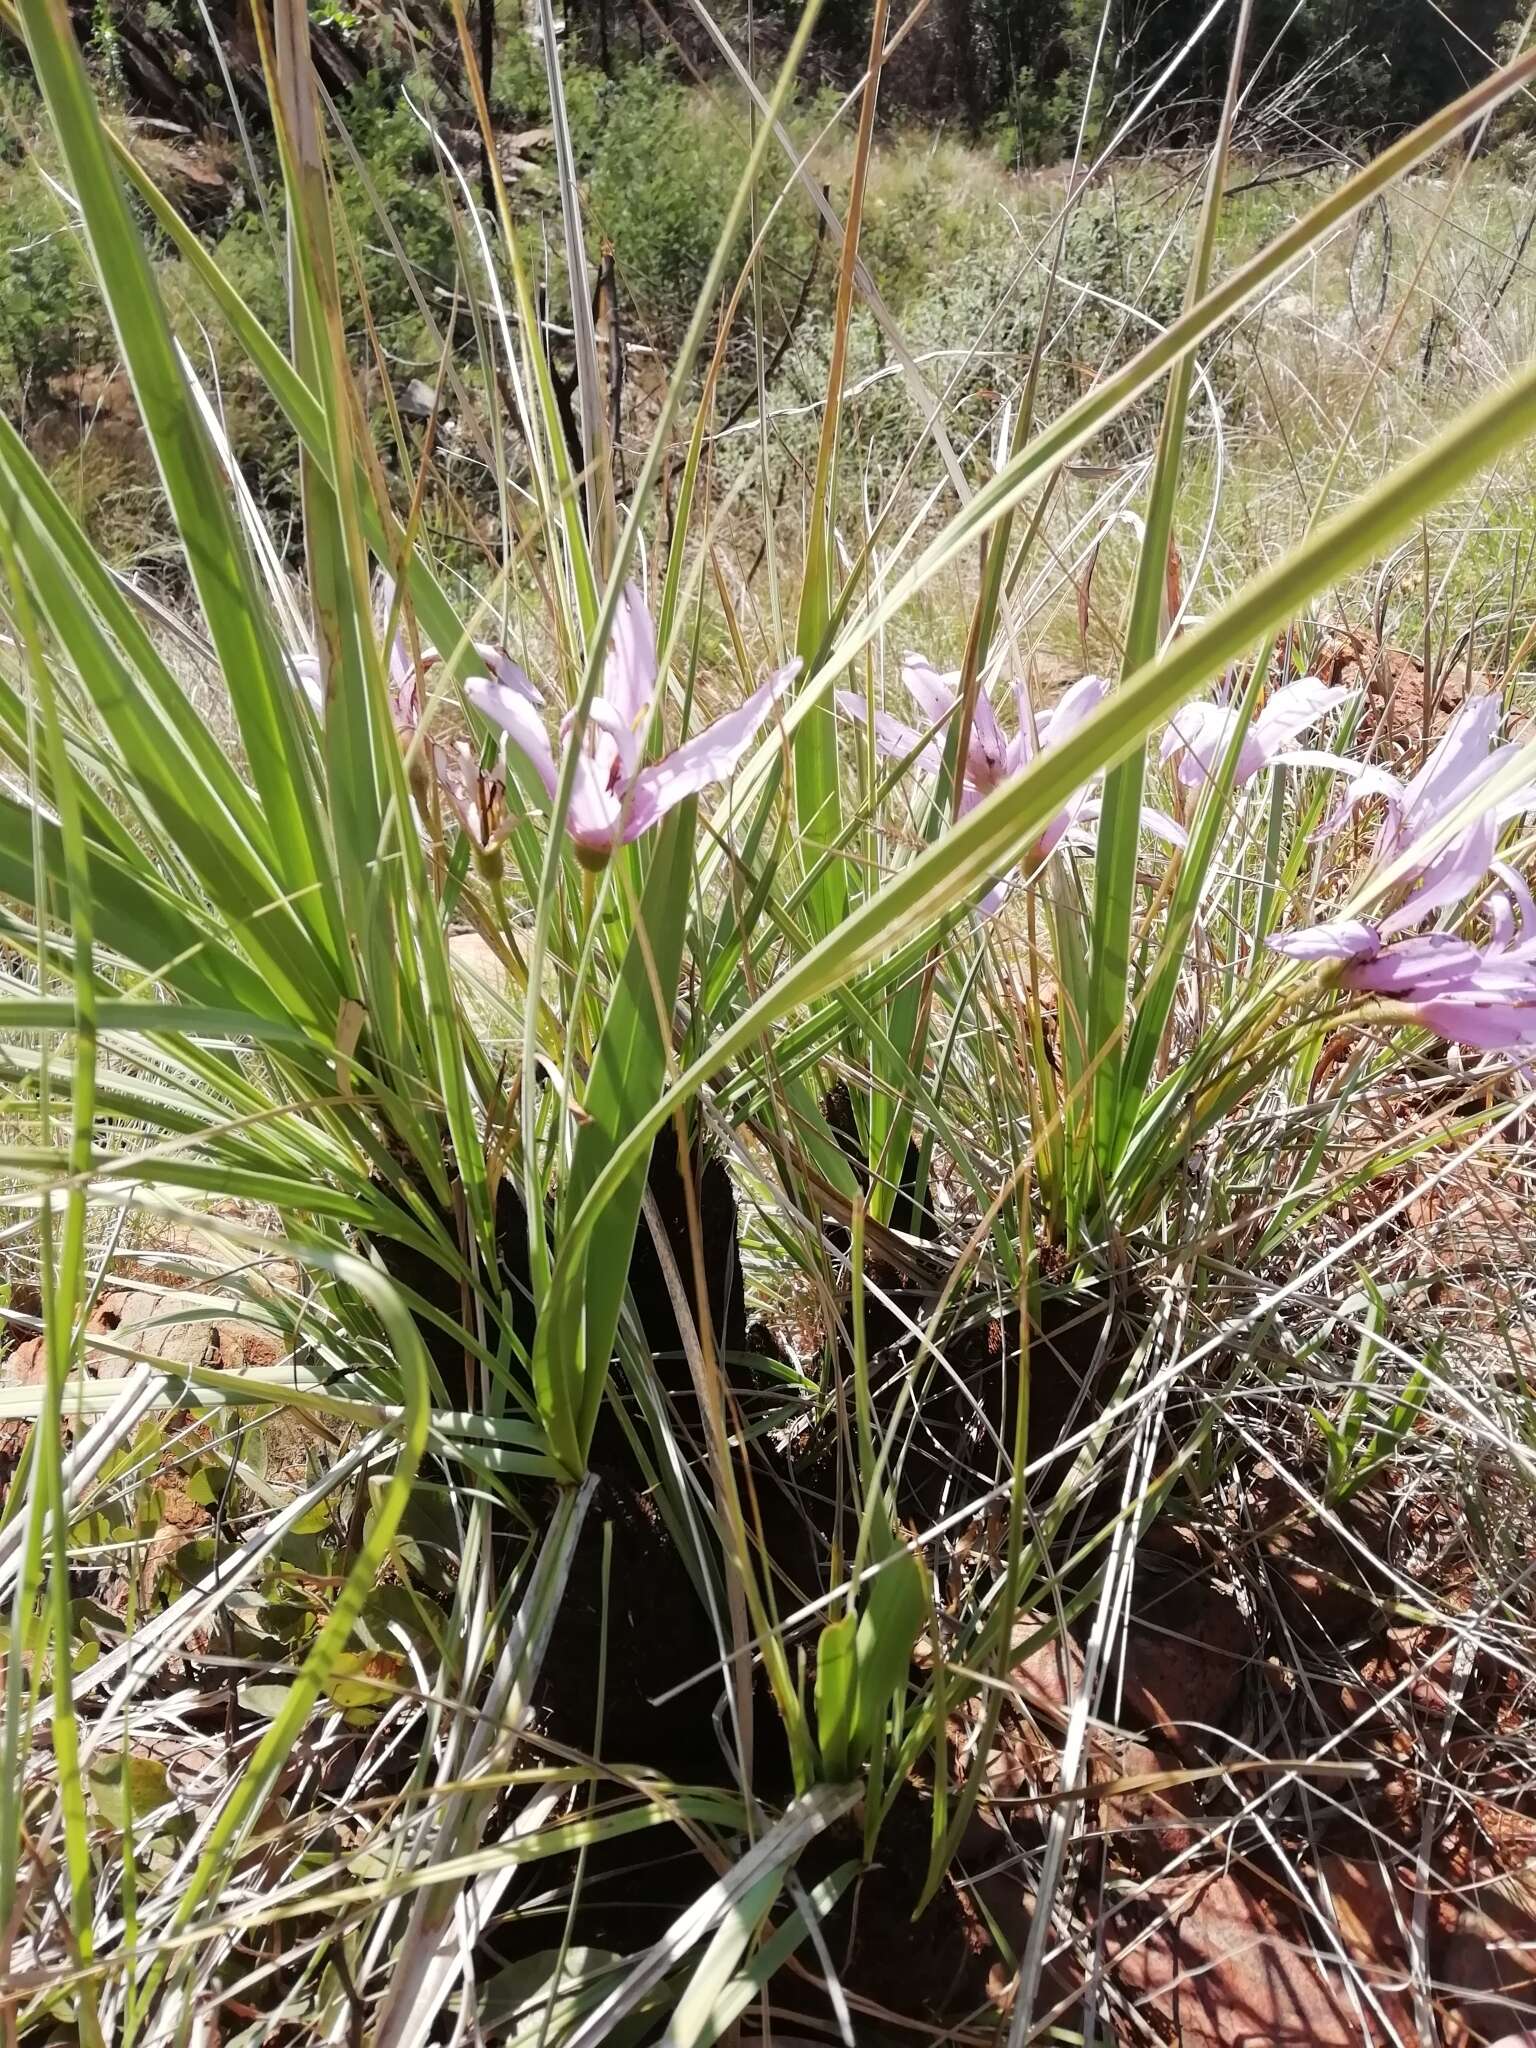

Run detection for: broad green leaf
[[849, 1547, 925, 1772], [813, 1611, 858, 1782], [87, 1753, 170, 1831]]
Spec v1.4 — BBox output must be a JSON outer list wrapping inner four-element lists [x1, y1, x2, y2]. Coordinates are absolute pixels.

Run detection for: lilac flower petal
[[1409, 740, 1524, 838], [434, 741, 487, 843], [1039, 673, 1112, 750], [1399, 692, 1502, 830], [1378, 808, 1498, 934], [1408, 981, 1536, 1051], [389, 635, 415, 695], [432, 740, 505, 849], [1051, 793, 1095, 841], [1488, 894, 1517, 950], [602, 583, 658, 732], [1268, 919, 1380, 964], [1057, 790, 1100, 839], [391, 673, 422, 738], [1341, 934, 1483, 995], [1034, 803, 1076, 859], [1033, 772, 1096, 856], [1139, 805, 1188, 849], [900, 654, 960, 734], [1159, 702, 1227, 767], [1312, 763, 1405, 844], [1269, 747, 1366, 777], [1251, 677, 1354, 758], [473, 643, 542, 706], [466, 677, 559, 801], [374, 573, 427, 695], [975, 872, 1013, 920], [580, 695, 642, 789], [433, 741, 475, 836], [567, 747, 626, 854], [964, 694, 1009, 786], [837, 693, 944, 773], [1492, 859, 1536, 940], [624, 661, 798, 841], [1162, 703, 1265, 786]]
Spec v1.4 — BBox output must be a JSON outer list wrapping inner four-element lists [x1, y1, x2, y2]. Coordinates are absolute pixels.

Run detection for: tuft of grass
[[2, 2, 1536, 2043]]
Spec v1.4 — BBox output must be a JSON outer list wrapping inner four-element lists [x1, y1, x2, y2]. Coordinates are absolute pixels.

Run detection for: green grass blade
[[1116, 649, 1272, 1146], [0, 514, 104, 2044], [791, 0, 888, 945], [0, 799, 292, 1018], [1086, 0, 1252, 1184], [539, 810, 697, 1474], [16, 0, 343, 969]]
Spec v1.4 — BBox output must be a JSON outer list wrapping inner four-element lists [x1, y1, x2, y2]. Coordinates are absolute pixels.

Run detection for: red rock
[[1107, 1866, 1414, 2047], [1120, 1569, 1251, 1739]]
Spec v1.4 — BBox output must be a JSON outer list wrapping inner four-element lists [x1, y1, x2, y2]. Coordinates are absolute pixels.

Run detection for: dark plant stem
[[478, 0, 496, 216]]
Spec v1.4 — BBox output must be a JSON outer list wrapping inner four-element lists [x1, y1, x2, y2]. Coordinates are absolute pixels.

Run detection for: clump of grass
[[2, 1, 1536, 2043]]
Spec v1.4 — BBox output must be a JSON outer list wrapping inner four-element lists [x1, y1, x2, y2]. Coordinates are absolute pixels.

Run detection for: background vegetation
[[3, 2, 1536, 2044]]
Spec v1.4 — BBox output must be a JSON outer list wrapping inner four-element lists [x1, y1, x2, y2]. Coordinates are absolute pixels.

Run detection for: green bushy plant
[[208, 71, 458, 364], [579, 58, 825, 344], [0, 159, 107, 416]]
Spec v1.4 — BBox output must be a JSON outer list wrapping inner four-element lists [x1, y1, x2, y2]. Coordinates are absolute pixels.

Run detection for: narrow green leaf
[[0, 799, 292, 1020], [16, 0, 343, 970], [540, 809, 698, 1474], [1087, 0, 1252, 1179]]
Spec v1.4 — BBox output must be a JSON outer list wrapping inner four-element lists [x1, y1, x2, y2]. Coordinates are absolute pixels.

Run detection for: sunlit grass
[[0, 2, 1535, 2042]]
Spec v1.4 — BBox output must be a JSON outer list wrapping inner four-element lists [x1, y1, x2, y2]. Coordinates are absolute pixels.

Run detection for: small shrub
[[574, 57, 825, 345], [0, 157, 110, 419]]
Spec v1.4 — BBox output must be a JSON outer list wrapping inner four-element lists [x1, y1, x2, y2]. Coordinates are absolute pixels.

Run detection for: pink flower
[[468, 585, 798, 867], [292, 576, 541, 739], [433, 740, 508, 854], [839, 657, 1130, 914], [1270, 895, 1536, 1054], [1159, 676, 1354, 788], [842, 656, 1108, 820], [1269, 695, 1536, 1030], [839, 655, 1189, 915], [1313, 693, 1535, 934]]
